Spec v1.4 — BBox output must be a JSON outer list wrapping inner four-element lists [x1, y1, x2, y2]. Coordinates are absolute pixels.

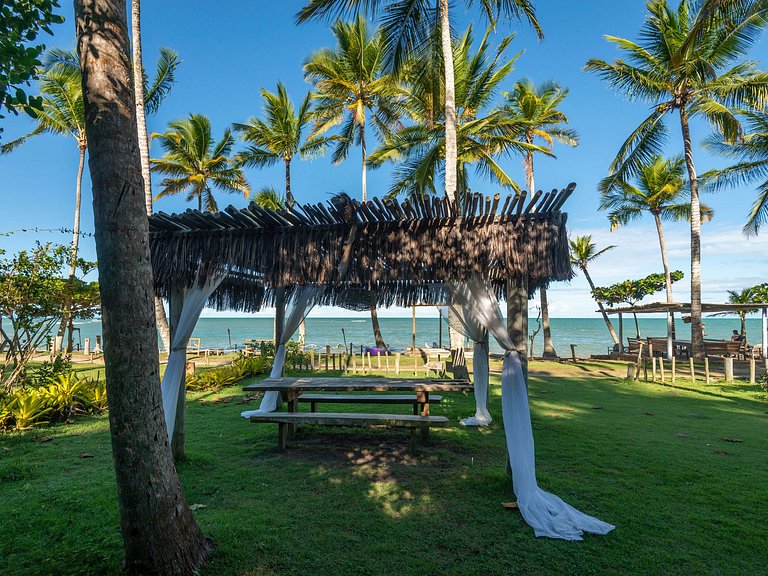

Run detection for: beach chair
[[187, 337, 201, 355]]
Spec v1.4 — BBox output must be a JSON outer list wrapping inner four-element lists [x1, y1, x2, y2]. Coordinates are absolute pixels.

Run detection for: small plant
[[81, 380, 108, 412], [759, 370, 768, 393], [232, 354, 270, 379], [39, 372, 90, 419], [9, 389, 52, 430], [30, 354, 73, 387], [0, 396, 12, 429]]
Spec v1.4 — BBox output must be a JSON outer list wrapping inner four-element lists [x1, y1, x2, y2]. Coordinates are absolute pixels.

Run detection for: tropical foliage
[[304, 16, 402, 202], [0, 243, 98, 392], [151, 113, 250, 212], [570, 235, 619, 345], [0, 372, 105, 430], [703, 111, 768, 235], [585, 0, 768, 357], [368, 27, 539, 201], [234, 83, 329, 206], [599, 155, 713, 306], [0, 0, 63, 124]]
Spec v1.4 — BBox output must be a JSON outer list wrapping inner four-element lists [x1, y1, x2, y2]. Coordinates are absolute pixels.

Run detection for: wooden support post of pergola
[[169, 286, 185, 460], [507, 276, 529, 384]]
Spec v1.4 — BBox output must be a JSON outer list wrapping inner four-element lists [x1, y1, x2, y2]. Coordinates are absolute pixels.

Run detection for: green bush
[[232, 353, 271, 379], [39, 372, 90, 418], [81, 380, 108, 412], [8, 389, 53, 430], [760, 370, 768, 393], [29, 354, 73, 386]]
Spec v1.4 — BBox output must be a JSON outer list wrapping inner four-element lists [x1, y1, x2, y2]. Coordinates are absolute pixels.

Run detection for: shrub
[[8, 389, 52, 430], [232, 354, 270, 379], [39, 372, 90, 419], [81, 380, 108, 412], [29, 354, 72, 387], [760, 370, 768, 393]]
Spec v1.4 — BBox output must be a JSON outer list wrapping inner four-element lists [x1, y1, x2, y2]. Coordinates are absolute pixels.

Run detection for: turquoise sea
[[71, 316, 766, 358]]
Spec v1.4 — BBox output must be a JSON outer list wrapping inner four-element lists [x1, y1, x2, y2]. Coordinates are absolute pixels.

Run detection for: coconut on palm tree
[[368, 27, 542, 200], [569, 235, 619, 347], [600, 155, 714, 321], [703, 111, 768, 235], [233, 83, 330, 208], [585, 0, 768, 358], [501, 79, 579, 357], [304, 16, 403, 202], [151, 114, 250, 212], [297, 0, 541, 203]]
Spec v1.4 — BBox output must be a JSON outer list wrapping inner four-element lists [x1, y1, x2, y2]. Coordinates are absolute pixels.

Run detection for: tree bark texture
[[74, 1, 211, 573], [583, 265, 620, 345], [285, 158, 294, 208], [361, 121, 367, 202], [680, 106, 704, 359], [507, 276, 529, 382], [370, 306, 386, 349], [130, 0, 171, 352], [540, 286, 557, 358], [653, 211, 676, 339], [439, 0, 457, 203]]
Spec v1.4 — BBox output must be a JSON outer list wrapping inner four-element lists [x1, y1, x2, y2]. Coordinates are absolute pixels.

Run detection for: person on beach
[[731, 329, 745, 342]]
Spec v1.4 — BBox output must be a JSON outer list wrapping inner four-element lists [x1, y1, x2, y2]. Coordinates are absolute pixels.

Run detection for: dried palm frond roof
[[148, 184, 576, 311]]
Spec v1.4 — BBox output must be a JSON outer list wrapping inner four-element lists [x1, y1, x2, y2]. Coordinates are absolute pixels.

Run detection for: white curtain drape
[[439, 304, 491, 426], [161, 275, 225, 441], [450, 277, 614, 540], [242, 285, 323, 416]]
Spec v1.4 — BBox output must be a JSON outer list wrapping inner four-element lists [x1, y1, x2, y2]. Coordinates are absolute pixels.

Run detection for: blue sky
[[1, 0, 766, 318]]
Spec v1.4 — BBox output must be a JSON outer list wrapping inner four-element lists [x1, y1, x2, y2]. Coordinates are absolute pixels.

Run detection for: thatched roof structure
[[148, 185, 576, 311]]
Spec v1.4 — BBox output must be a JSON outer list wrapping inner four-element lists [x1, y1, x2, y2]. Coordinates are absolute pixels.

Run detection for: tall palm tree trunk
[[679, 107, 703, 359], [540, 286, 557, 357], [653, 211, 676, 339], [57, 143, 86, 352], [439, 0, 457, 203], [360, 121, 368, 202], [524, 149, 556, 357], [583, 265, 620, 345], [74, 0, 211, 572], [131, 0, 171, 353], [360, 125, 385, 347], [285, 158, 294, 208]]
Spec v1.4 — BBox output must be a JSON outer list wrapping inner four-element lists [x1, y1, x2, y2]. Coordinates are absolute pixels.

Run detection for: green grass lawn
[[1, 360, 766, 575]]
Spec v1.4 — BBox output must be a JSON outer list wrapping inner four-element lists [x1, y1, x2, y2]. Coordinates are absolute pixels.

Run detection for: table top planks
[[242, 376, 472, 393]]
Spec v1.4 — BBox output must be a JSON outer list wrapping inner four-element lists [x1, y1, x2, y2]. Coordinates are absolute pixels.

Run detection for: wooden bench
[[297, 394, 443, 415], [248, 412, 449, 454], [704, 340, 745, 358]]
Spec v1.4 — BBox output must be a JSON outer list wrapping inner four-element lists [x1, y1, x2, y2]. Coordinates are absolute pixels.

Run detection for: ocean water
[[71, 316, 766, 358]]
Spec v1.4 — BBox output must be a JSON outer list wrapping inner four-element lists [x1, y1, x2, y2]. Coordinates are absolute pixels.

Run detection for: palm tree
[[233, 83, 329, 207], [569, 235, 619, 346], [703, 111, 768, 235], [585, 0, 768, 358], [2, 56, 85, 351], [711, 287, 758, 338], [600, 155, 714, 308], [297, 0, 541, 203], [151, 114, 250, 212], [253, 186, 287, 211], [368, 27, 542, 200], [304, 17, 403, 202], [131, 0, 179, 353], [501, 79, 578, 357]]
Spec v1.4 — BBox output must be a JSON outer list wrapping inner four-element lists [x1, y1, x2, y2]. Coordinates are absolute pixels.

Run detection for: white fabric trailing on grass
[[439, 304, 491, 426], [161, 275, 225, 441], [242, 285, 323, 417], [450, 277, 614, 540]]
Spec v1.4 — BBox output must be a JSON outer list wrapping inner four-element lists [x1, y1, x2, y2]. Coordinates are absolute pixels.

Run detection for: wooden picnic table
[[242, 376, 471, 414], [243, 377, 471, 450]]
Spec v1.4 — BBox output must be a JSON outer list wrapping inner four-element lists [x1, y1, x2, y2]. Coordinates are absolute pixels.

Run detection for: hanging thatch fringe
[[149, 184, 576, 311]]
